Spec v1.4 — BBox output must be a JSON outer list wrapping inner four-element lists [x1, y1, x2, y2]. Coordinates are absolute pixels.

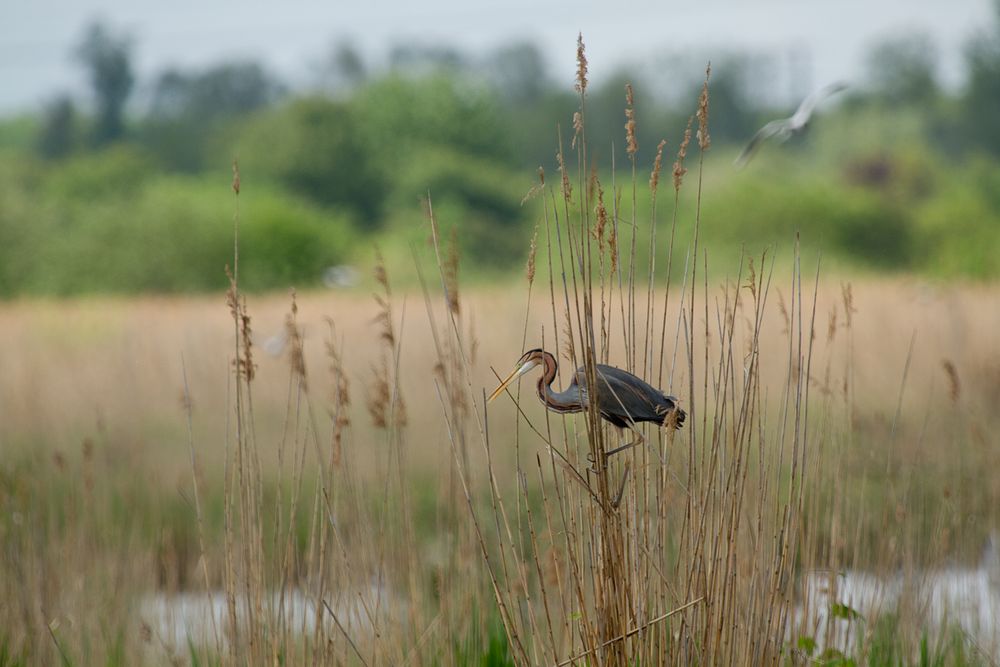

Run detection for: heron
[[734, 82, 848, 168], [487, 348, 685, 458]]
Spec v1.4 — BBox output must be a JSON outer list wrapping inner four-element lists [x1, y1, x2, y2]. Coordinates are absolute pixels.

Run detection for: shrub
[[0, 162, 355, 296], [386, 146, 532, 267], [235, 97, 385, 227]]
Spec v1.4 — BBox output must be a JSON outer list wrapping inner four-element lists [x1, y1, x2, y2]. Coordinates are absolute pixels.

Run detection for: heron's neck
[[536, 353, 581, 413]]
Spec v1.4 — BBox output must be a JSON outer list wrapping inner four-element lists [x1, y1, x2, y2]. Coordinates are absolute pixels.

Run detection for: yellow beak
[[487, 359, 539, 403]]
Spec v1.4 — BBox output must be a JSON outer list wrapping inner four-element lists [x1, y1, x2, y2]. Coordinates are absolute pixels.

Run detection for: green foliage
[[480, 628, 516, 667], [0, 150, 354, 296], [42, 145, 152, 200], [793, 613, 984, 667], [5, 32, 1000, 296], [866, 32, 940, 106], [0, 115, 38, 153], [701, 172, 913, 269], [864, 613, 965, 667], [236, 97, 385, 225], [962, 4, 1000, 156], [354, 73, 514, 167], [914, 159, 1000, 278], [138, 62, 285, 172], [388, 146, 532, 266], [0, 638, 28, 667], [797, 634, 818, 656], [37, 96, 80, 160], [452, 614, 515, 667], [829, 602, 864, 622]]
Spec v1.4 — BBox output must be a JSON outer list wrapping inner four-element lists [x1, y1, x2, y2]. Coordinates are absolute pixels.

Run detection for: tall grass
[[0, 37, 997, 667], [415, 46, 819, 665]]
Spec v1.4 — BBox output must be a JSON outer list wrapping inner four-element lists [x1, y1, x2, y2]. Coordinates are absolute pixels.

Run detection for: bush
[[701, 174, 914, 269], [235, 97, 385, 227], [386, 146, 533, 267], [0, 155, 355, 296], [915, 163, 1000, 278], [353, 73, 515, 167]]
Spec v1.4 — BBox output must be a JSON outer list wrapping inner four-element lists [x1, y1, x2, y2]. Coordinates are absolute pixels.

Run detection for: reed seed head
[[625, 84, 638, 158], [557, 148, 572, 203], [239, 296, 255, 382], [592, 183, 608, 252], [942, 359, 961, 402], [673, 116, 693, 191], [841, 282, 856, 328], [325, 319, 350, 466], [444, 228, 460, 316], [776, 289, 790, 336], [561, 309, 576, 363], [231, 158, 240, 195], [649, 139, 667, 193], [367, 258, 406, 429], [526, 224, 538, 285], [575, 33, 588, 94], [608, 219, 618, 274], [284, 289, 307, 390], [225, 268, 255, 382], [697, 63, 712, 151]]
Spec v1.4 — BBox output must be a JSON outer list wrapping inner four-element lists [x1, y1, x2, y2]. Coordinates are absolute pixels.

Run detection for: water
[[139, 584, 389, 653], [793, 558, 1000, 659], [138, 560, 1000, 659]]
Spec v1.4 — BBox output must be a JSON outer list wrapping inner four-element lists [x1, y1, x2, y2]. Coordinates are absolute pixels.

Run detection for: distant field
[[1, 277, 998, 664], [1, 278, 996, 475]]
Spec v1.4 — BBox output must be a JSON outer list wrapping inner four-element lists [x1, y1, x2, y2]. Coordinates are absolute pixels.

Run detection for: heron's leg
[[606, 424, 644, 458], [587, 425, 642, 473], [611, 461, 631, 509]]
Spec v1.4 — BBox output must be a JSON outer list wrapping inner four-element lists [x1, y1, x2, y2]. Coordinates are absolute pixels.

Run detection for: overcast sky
[[0, 0, 994, 114]]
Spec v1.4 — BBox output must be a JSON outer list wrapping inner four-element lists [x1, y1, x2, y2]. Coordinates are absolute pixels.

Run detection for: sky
[[0, 0, 994, 114]]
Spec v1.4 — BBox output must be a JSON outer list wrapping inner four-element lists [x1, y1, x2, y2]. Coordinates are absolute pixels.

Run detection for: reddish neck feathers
[[536, 351, 558, 399]]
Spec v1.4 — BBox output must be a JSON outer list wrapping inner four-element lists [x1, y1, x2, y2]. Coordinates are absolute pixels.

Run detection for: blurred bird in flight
[[735, 82, 848, 168]]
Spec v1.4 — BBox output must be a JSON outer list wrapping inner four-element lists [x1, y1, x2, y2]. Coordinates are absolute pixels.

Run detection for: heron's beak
[[488, 359, 539, 403]]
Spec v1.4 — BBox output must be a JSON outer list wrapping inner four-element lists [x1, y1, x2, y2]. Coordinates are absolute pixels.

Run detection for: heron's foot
[[611, 463, 631, 509], [586, 451, 607, 474]]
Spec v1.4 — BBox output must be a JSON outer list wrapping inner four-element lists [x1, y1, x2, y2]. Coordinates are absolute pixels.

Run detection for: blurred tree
[[354, 73, 513, 166], [686, 60, 758, 146], [963, 0, 1000, 156], [43, 145, 151, 201], [149, 61, 284, 120], [389, 146, 530, 266], [488, 42, 548, 104], [503, 89, 575, 169], [389, 44, 467, 75], [36, 95, 78, 159], [75, 22, 134, 145], [866, 32, 939, 106], [238, 97, 385, 226], [319, 39, 367, 93], [583, 70, 683, 169], [140, 61, 284, 170]]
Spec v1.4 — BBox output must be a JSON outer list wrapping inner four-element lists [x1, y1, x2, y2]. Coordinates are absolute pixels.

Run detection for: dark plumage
[[488, 348, 685, 431]]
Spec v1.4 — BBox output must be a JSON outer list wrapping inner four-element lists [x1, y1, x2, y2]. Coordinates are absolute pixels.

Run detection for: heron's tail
[[657, 399, 686, 429]]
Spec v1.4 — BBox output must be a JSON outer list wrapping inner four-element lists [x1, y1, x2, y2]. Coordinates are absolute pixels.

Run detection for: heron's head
[[487, 348, 547, 403]]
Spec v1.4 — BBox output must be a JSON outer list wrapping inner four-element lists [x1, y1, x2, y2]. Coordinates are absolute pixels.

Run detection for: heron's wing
[[591, 366, 665, 423], [734, 119, 789, 169], [791, 82, 848, 126]]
